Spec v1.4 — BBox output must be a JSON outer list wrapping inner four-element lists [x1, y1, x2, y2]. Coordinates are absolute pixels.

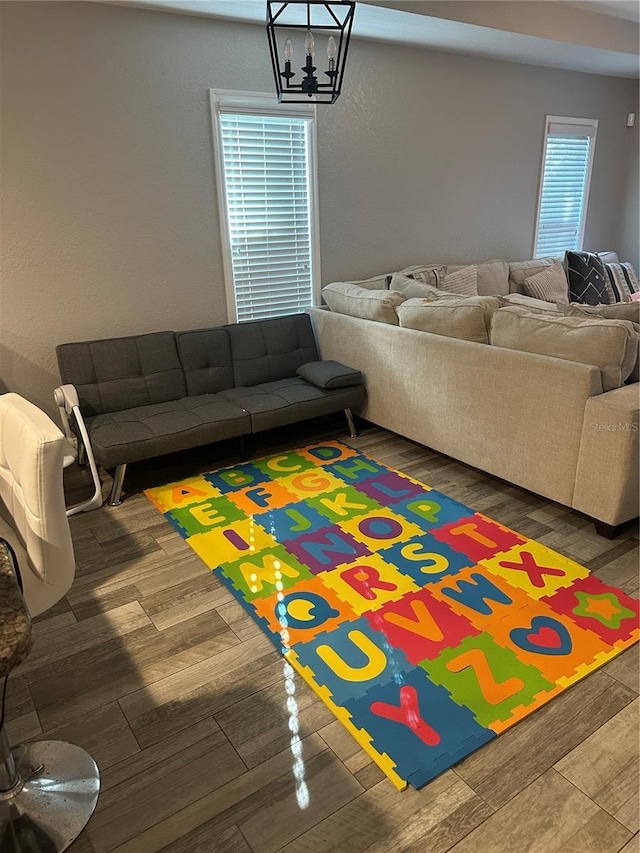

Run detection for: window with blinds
[[212, 93, 318, 323], [533, 116, 598, 258]]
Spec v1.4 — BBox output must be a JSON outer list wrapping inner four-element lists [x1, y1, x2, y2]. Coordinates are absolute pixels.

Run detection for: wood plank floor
[[7, 416, 639, 853]]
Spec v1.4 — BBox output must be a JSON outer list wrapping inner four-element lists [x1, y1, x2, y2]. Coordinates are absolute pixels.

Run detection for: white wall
[[1, 1, 638, 414]]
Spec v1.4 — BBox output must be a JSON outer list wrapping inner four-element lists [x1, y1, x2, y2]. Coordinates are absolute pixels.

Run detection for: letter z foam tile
[[144, 440, 639, 790]]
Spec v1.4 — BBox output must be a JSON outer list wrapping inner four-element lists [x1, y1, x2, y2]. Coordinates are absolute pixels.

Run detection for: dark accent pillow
[[565, 251, 608, 305], [297, 360, 363, 390]]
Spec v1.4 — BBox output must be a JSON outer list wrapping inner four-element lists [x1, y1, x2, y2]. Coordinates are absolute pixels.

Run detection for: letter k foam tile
[[144, 440, 639, 790]]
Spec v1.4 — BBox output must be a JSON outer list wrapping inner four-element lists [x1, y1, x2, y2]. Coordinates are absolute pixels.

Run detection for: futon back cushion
[[57, 332, 186, 416], [176, 328, 235, 396], [226, 314, 319, 387]]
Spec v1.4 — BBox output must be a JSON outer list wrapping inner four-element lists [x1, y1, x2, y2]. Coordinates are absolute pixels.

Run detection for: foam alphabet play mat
[[145, 441, 639, 790]]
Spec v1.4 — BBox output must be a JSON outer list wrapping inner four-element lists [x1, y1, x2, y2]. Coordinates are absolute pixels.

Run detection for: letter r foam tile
[[143, 439, 639, 791]]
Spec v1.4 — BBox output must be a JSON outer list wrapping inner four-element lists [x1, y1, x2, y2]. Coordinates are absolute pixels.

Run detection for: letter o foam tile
[[145, 440, 639, 790]]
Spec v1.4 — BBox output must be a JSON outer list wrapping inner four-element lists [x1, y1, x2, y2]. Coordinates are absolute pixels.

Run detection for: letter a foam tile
[[144, 439, 640, 791]]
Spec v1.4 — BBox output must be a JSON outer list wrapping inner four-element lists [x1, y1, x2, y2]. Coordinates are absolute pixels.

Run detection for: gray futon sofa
[[55, 313, 366, 506]]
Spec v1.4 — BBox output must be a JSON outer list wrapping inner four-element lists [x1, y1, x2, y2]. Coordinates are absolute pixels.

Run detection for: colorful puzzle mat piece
[[145, 440, 640, 790]]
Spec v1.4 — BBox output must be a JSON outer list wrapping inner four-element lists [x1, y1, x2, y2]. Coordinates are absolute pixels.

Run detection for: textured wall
[[1, 2, 638, 415]]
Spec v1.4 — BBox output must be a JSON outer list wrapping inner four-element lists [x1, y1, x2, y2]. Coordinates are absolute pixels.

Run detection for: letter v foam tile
[[144, 440, 639, 791]]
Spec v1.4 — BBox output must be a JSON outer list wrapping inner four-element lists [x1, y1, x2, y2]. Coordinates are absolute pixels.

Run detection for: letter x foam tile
[[145, 440, 639, 790]]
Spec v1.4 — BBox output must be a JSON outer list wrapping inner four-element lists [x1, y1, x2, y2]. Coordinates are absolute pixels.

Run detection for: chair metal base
[[0, 740, 100, 853]]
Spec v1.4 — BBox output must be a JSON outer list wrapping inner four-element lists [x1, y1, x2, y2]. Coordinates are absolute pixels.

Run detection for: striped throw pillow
[[440, 265, 478, 296], [522, 262, 569, 305], [602, 262, 639, 303]]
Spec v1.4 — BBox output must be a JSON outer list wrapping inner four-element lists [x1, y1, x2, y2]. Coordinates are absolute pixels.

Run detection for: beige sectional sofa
[[308, 254, 639, 537]]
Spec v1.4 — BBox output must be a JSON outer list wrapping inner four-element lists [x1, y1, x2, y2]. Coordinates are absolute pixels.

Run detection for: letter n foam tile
[[421, 632, 556, 733], [343, 667, 495, 786], [541, 575, 640, 647], [479, 540, 590, 600], [364, 588, 479, 664], [291, 616, 414, 704]]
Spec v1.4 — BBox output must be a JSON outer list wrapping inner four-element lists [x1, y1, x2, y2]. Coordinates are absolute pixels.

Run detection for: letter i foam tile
[[144, 440, 639, 790]]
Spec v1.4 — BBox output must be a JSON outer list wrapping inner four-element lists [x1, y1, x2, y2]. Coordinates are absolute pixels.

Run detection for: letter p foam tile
[[144, 440, 639, 790]]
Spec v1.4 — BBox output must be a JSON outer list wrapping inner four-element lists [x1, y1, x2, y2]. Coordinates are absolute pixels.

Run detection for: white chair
[[0, 392, 100, 851], [54, 385, 104, 515]]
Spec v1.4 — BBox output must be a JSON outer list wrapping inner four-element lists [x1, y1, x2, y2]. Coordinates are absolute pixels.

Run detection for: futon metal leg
[[107, 464, 126, 506], [239, 435, 249, 463], [344, 408, 358, 438]]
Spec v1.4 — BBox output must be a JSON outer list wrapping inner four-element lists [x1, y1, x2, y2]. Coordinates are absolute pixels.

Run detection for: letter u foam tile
[[145, 440, 639, 790]]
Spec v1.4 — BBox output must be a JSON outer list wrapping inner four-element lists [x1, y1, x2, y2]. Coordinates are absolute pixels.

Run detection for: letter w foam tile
[[143, 439, 639, 791]]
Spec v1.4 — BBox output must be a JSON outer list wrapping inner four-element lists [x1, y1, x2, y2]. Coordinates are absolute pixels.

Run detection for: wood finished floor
[[7, 416, 639, 853]]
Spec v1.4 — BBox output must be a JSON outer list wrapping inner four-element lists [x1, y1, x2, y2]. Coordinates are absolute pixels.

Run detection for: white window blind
[[217, 108, 316, 323], [534, 117, 597, 258]]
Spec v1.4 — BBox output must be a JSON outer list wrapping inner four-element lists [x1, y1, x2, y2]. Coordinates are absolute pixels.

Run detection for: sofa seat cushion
[[87, 395, 250, 467], [219, 377, 366, 432]]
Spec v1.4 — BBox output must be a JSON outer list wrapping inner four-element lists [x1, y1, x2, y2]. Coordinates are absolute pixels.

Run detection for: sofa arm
[[573, 383, 639, 526]]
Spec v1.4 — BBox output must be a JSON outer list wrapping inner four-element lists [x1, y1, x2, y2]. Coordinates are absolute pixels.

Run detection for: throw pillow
[[601, 261, 640, 304], [564, 251, 608, 305], [297, 360, 363, 389], [397, 295, 502, 344], [322, 282, 407, 325], [522, 262, 569, 305], [440, 265, 478, 296], [397, 265, 448, 288], [322, 272, 393, 292], [490, 306, 639, 391], [389, 273, 441, 299], [508, 257, 557, 293], [500, 293, 560, 313]]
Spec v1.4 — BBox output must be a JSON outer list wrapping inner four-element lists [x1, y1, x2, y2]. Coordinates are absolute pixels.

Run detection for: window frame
[[532, 114, 598, 259], [210, 89, 322, 323]]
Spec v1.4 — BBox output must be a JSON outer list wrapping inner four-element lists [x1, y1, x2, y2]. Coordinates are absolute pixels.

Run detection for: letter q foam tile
[[145, 440, 639, 790]]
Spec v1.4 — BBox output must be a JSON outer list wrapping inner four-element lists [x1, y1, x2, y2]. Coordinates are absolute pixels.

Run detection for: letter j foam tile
[[144, 440, 639, 790]]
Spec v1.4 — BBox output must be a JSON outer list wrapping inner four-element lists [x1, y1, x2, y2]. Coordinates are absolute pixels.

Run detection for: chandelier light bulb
[[284, 38, 294, 61], [305, 30, 315, 57], [327, 35, 337, 71]]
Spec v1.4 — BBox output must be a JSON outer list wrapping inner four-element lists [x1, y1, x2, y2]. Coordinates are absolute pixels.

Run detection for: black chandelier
[[266, 2, 356, 104]]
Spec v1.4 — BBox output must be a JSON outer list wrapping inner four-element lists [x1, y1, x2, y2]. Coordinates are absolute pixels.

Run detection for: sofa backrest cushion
[[490, 306, 639, 391], [397, 295, 502, 344], [322, 282, 407, 325], [176, 328, 235, 396], [226, 314, 319, 386], [565, 303, 640, 383], [57, 331, 186, 416]]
